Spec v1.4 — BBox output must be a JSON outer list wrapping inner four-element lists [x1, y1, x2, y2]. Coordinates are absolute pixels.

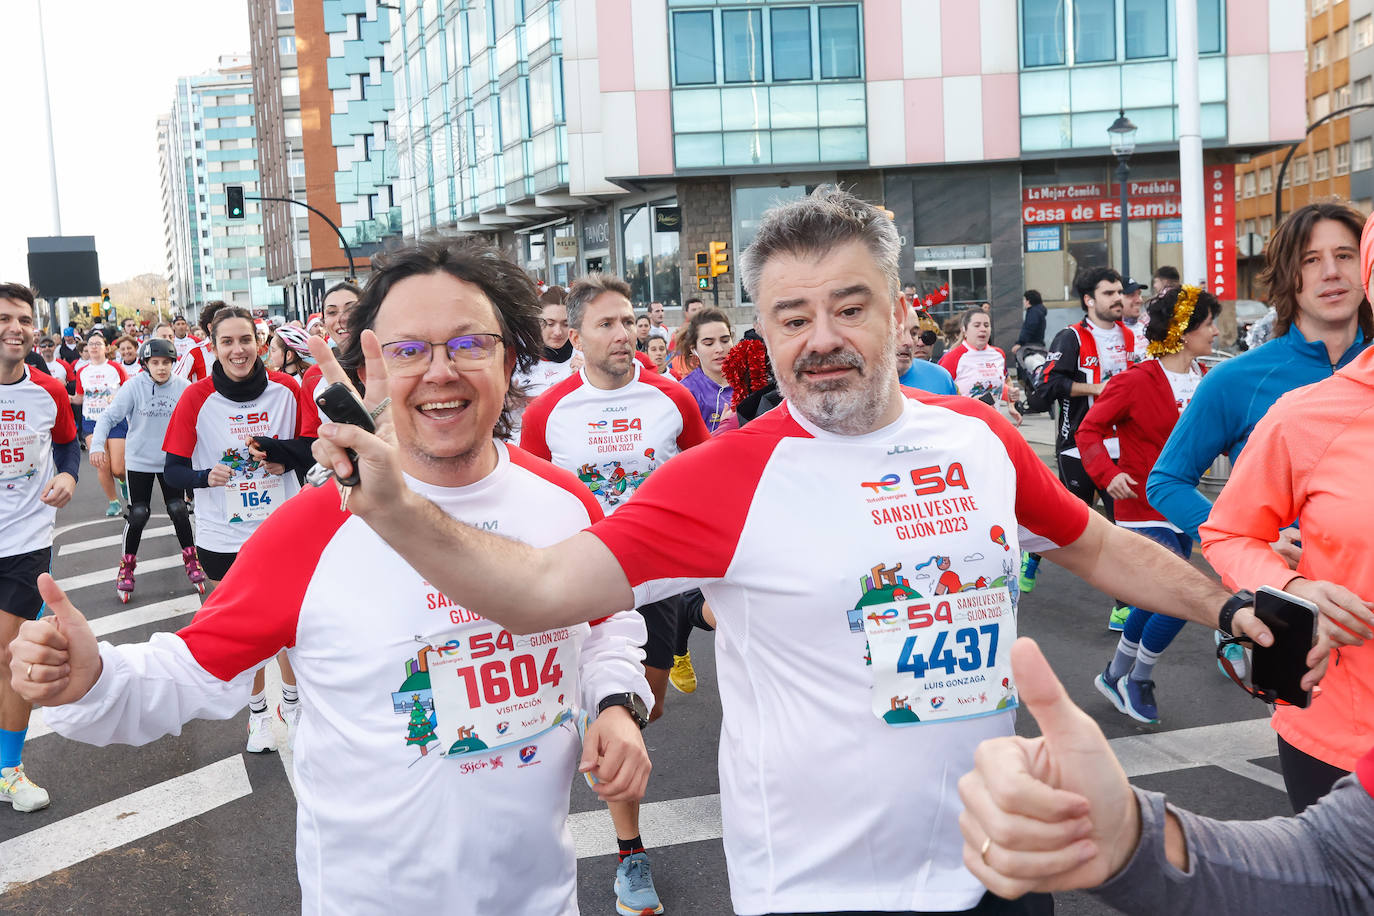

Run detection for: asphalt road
[[0, 452, 1299, 915]]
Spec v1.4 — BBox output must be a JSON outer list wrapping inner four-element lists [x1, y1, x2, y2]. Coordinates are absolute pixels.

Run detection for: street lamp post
[[1108, 110, 1138, 280]]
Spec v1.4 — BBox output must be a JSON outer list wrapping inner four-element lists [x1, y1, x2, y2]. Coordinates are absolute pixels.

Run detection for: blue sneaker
[[1107, 604, 1130, 632], [1018, 553, 1040, 593], [614, 852, 664, 915], [1094, 665, 1127, 715], [1118, 676, 1160, 725]]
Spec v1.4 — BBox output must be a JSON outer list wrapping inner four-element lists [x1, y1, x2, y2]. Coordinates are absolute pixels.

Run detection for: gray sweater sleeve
[[1089, 776, 1374, 915]]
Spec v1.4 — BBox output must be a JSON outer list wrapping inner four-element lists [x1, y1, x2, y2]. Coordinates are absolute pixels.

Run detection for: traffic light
[[226, 185, 245, 220], [695, 251, 710, 278], [697, 277, 710, 291], [708, 241, 729, 277]]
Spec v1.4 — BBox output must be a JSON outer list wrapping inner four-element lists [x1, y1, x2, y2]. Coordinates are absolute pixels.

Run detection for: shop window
[[1067, 223, 1109, 273], [723, 10, 764, 83], [1022, 0, 1066, 67], [1124, 0, 1168, 59], [619, 199, 681, 308], [1073, 0, 1116, 64], [771, 8, 812, 81]]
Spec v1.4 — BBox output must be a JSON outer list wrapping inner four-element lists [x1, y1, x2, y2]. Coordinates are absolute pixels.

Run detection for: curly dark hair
[[1145, 286, 1221, 344], [340, 235, 544, 441]]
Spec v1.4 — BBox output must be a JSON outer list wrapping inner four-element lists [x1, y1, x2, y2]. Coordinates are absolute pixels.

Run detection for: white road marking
[[0, 755, 253, 892], [56, 554, 185, 593], [571, 793, 722, 859], [86, 596, 202, 639], [59, 526, 173, 556]]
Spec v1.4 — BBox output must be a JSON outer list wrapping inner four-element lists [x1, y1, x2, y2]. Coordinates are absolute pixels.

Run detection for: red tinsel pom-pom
[[722, 338, 772, 409]]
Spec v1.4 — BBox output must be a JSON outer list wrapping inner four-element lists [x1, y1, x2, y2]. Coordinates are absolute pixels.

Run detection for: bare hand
[[308, 331, 406, 518], [579, 706, 651, 803], [89, 450, 109, 471], [1105, 472, 1138, 501], [9, 574, 102, 705], [40, 472, 76, 508], [958, 639, 1137, 898], [1271, 527, 1302, 569], [1285, 578, 1374, 644], [207, 464, 233, 487], [570, 351, 585, 372]]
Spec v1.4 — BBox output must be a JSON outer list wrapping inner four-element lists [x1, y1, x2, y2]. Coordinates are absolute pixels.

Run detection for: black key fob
[[315, 382, 375, 487]]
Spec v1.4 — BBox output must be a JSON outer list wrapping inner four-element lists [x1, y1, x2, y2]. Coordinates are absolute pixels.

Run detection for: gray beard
[[774, 342, 899, 436]]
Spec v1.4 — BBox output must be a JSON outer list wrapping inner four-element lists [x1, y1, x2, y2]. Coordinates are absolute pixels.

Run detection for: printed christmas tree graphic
[[404, 695, 437, 755]]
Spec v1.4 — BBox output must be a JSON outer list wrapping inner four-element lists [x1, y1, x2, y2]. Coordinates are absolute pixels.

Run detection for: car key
[[314, 382, 376, 488]]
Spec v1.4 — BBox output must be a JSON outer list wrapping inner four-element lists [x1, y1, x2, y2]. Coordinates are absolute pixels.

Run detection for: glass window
[[1313, 92, 1330, 120], [280, 75, 299, 97], [1336, 83, 1351, 109], [1356, 76, 1373, 104], [723, 10, 764, 82], [1335, 27, 1349, 59], [1125, 0, 1167, 59], [1197, 0, 1222, 53], [1022, 0, 1065, 67], [771, 8, 812, 81], [1313, 38, 1327, 72], [1258, 167, 1272, 193], [1336, 142, 1351, 176], [733, 185, 808, 302], [1314, 149, 1330, 181], [1074, 0, 1115, 63], [1293, 155, 1309, 184], [621, 205, 652, 304], [818, 6, 860, 78], [652, 203, 681, 309], [674, 11, 716, 85], [1313, 0, 1328, 14], [1242, 172, 1256, 197], [278, 0, 293, 12], [1358, 16, 1374, 51], [1355, 139, 1373, 172], [279, 35, 297, 55]]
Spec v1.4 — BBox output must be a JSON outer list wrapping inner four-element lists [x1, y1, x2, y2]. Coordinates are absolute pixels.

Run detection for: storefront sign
[[1204, 164, 1237, 299], [554, 236, 579, 260], [1021, 180, 1184, 226], [653, 207, 681, 232], [1025, 226, 1061, 252], [1156, 218, 1183, 245], [582, 209, 610, 251]]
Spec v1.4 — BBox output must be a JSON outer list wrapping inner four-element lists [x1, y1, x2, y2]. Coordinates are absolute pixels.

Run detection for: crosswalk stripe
[[56, 554, 185, 593], [0, 755, 253, 892], [59, 526, 174, 557], [571, 792, 722, 859], [87, 595, 202, 638]]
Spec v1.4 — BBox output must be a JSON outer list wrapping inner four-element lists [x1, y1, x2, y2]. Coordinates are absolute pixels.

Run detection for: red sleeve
[[589, 408, 797, 588], [907, 390, 1091, 547], [268, 371, 305, 436], [179, 485, 350, 680], [640, 368, 710, 449], [163, 379, 215, 458], [1075, 371, 1134, 488], [634, 351, 655, 371], [938, 343, 966, 375], [297, 366, 323, 436], [112, 363, 127, 384], [192, 348, 209, 382], [518, 374, 582, 460], [73, 367, 84, 397], [34, 370, 76, 443]]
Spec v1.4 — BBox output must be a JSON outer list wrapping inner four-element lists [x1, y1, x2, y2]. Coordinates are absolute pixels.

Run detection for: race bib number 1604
[[863, 587, 1018, 726]]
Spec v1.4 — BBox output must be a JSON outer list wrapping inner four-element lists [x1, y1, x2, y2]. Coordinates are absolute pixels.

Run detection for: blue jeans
[[1121, 526, 1193, 653]]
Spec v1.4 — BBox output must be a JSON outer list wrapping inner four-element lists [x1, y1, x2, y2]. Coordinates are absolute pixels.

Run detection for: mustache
[[793, 350, 865, 377]]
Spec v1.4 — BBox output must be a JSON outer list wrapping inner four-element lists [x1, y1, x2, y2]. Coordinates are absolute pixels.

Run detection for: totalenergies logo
[[866, 607, 900, 626], [433, 639, 463, 657], [860, 473, 902, 494], [587, 420, 609, 430]]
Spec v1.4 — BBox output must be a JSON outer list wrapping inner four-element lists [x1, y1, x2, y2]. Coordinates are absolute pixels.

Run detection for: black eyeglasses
[[379, 334, 505, 376], [1215, 636, 1297, 706], [917, 330, 938, 346]]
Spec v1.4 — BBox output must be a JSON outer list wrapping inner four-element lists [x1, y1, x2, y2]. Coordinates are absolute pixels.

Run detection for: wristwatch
[[597, 692, 650, 730], [1217, 590, 1256, 637]]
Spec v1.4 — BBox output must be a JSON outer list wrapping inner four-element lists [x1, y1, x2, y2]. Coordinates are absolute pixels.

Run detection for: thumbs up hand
[[956, 638, 1140, 898], [8, 574, 102, 706]]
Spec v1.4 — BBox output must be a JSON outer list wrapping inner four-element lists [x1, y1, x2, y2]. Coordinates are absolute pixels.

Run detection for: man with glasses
[[897, 304, 957, 394], [12, 239, 653, 910], [520, 273, 710, 916], [36, 336, 69, 387]]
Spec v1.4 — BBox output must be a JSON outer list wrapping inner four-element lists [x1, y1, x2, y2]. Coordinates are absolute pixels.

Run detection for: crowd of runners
[[0, 188, 1371, 914]]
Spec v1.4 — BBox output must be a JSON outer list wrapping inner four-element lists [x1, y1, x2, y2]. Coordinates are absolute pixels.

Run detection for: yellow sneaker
[[669, 651, 697, 694]]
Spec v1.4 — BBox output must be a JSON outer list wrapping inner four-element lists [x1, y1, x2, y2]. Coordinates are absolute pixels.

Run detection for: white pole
[[1177, 0, 1206, 286], [36, 0, 61, 236], [287, 140, 303, 320]]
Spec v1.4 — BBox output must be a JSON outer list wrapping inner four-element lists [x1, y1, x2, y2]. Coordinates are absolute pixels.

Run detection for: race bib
[[225, 474, 284, 524], [862, 587, 1018, 726], [0, 431, 40, 487], [425, 624, 576, 758]]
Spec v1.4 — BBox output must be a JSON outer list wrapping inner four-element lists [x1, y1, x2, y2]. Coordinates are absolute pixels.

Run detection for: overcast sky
[[0, 0, 250, 285]]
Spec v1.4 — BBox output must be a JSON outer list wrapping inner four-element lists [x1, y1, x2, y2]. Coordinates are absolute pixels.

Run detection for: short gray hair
[[566, 273, 633, 329], [739, 185, 901, 303]]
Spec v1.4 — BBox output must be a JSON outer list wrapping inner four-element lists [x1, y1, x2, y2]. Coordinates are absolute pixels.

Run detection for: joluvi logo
[[860, 473, 902, 494], [519, 745, 537, 763]]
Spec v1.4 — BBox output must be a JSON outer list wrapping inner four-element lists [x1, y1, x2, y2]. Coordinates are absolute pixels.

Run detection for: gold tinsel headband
[[1146, 285, 1200, 357]]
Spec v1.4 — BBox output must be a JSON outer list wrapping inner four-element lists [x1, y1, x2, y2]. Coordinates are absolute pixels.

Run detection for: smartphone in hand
[[1251, 585, 1318, 709]]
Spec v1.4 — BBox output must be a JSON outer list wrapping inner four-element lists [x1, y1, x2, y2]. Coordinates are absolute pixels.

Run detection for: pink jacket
[[1201, 346, 1374, 770]]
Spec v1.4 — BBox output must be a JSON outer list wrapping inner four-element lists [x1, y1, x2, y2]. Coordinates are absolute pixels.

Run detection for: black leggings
[[673, 588, 714, 655], [1277, 735, 1350, 813], [124, 470, 195, 556]]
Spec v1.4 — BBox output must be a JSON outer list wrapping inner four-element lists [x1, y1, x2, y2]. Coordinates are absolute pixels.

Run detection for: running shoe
[[115, 553, 136, 604], [1107, 603, 1130, 632], [613, 852, 664, 916], [246, 711, 278, 753], [182, 546, 206, 594], [278, 702, 302, 748], [105, 499, 122, 517], [1018, 553, 1040, 594], [116, 477, 129, 503], [0, 764, 51, 812], [669, 651, 697, 694], [1117, 676, 1160, 725], [1094, 665, 1127, 715], [1215, 630, 1249, 682]]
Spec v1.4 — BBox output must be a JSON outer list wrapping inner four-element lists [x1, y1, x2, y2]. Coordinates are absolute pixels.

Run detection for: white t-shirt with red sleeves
[[174, 340, 215, 382], [1087, 321, 1131, 379], [44, 444, 650, 915], [588, 393, 1091, 915], [162, 371, 305, 553], [74, 360, 127, 422], [938, 342, 1009, 403], [118, 359, 143, 378], [0, 367, 77, 559], [519, 365, 711, 514], [172, 334, 200, 359]]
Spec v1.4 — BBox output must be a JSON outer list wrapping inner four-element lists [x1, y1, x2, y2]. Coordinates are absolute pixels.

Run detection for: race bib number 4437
[[863, 587, 1017, 726]]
